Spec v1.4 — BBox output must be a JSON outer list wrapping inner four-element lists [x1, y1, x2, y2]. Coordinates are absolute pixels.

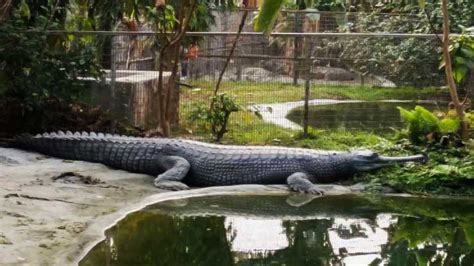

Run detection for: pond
[[80, 194, 474, 265], [286, 101, 444, 131]]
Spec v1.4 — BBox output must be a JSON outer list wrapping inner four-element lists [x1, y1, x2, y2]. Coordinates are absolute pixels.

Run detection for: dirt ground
[[0, 147, 366, 265], [0, 147, 161, 265]]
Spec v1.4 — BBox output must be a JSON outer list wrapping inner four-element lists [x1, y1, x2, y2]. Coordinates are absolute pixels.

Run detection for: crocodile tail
[[12, 131, 80, 159], [12, 133, 55, 154], [11, 131, 143, 164], [12, 133, 35, 149]]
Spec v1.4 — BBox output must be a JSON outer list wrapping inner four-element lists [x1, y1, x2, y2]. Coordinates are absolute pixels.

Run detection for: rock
[[242, 67, 275, 82], [310, 71, 325, 80], [311, 66, 355, 81], [261, 59, 287, 74], [189, 57, 226, 77], [371, 75, 396, 88], [65, 222, 87, 234], [0, 234, 12, 245], [324, 69, 355, 81]]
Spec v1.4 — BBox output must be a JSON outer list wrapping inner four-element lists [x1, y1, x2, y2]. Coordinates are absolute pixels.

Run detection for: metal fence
[[180, 32, 458, 136], [40, 11, 473, 137]]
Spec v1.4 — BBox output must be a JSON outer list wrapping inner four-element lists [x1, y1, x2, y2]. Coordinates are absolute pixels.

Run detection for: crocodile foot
[[154, 181, 190, 191], [292, 185, 325, 195], [287, 172, 325, 195]]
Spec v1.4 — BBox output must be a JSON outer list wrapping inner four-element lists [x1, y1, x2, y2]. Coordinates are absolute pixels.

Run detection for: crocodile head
[[351, 150, 427, 172]]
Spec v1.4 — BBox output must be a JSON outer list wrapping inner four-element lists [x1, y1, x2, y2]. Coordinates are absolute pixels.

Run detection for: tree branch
[[214, 10, 249, 95]]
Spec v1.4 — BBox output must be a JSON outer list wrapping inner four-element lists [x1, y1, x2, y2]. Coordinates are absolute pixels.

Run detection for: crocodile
[[12, 131, 427, 194]]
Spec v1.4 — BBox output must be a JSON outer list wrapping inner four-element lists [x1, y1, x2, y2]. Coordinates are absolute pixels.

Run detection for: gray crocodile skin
[[13, 131, 425, 194]]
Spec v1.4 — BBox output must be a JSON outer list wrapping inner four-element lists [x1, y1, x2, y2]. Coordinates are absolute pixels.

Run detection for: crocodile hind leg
[[287, 172, 324, 195], [154, 156, 190, 191]]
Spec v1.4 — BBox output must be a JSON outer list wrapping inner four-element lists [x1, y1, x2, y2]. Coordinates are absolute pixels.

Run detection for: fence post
[[303, 72, 310, 138], [293, 13, 299, 85], [303, 33, 315, 139], [236, 49, 242, 81]]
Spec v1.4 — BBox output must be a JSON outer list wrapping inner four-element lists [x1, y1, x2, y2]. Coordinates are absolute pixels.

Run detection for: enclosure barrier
[[33, 20, 471, 138]]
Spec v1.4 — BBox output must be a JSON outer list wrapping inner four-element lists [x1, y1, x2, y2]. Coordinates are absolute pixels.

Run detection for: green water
[[286, 101, 443, 131], [80, 195, 474, 265]]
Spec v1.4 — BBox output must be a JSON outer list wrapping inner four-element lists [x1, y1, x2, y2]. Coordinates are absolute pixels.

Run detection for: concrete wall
[[88, 70, 173, 130]]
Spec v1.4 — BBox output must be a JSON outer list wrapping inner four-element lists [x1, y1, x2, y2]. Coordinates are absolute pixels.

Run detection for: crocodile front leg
[[287, 172, 324, 195], [154, 156, 190, 191]]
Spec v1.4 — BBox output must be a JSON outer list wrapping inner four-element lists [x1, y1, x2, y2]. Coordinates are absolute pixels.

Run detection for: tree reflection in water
[[80, 195, 474, 265]]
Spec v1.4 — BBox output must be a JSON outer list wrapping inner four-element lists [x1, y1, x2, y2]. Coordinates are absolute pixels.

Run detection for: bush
[[188, 94, 240, 142], [0, 10, 104, 136], [0, 12, 102, 111], [397, 105, 462, 143]]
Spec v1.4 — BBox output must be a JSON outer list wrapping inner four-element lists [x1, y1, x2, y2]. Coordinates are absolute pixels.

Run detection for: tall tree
[[440, 0, 469, 141]]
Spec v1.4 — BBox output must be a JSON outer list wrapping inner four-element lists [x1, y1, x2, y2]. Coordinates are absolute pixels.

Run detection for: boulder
[[242, 67, 275, 82], [261, 59, 287, 75], [311, 66, 355, 81]]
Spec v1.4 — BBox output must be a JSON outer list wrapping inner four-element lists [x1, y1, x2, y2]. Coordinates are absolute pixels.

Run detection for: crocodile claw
[[292, 185, 325, 195], [307, 186, 325, 195], [154, 181, 190, 191]]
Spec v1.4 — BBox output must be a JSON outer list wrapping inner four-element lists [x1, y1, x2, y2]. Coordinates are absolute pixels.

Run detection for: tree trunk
[[164, 42, 182, 133], [441, 0, 469, 141], [153, 0, 196, 137], [157, 46, 169, 136], [0, 0, 12, 22]]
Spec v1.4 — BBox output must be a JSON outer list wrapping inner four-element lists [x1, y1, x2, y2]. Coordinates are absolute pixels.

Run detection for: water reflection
[[80, 195, 474, 265], [286, 101, 444, 131]]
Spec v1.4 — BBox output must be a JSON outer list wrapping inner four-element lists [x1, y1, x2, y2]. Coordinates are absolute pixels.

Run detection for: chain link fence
[[180, 33, 456, 136], [47, 11, 472, 137]]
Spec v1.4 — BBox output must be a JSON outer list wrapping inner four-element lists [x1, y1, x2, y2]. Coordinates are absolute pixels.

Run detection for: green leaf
[[430, 164, 460, 176], [454, 56, 468, 66], [453, 66, 468, 83], [253, 0, 286, 35], [418, 0, 426, 9], [439, 117, 460, 133], [19, 0, 31, 19], [414, 106, 440, 131], [460, 47, 474, 58], [398, 107, 414, 122]]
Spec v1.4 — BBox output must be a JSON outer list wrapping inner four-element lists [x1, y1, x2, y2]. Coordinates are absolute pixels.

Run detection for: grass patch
[[177, 81, 472, 196], [182, 80, 447, 106]]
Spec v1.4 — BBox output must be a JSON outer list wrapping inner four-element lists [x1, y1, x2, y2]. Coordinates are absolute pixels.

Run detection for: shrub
[[397, 105, 461, 143], [0, 12, 102, 110], [188, 94, 240, 142]]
